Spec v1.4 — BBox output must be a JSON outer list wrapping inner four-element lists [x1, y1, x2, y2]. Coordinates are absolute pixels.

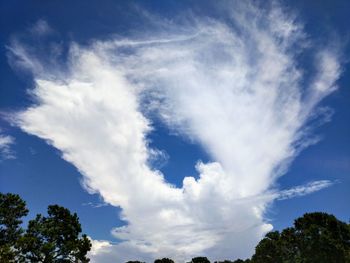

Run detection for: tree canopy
[[190, 257, 211, 263], [252, 212, 350, 263], [0, 193, 91, 263], [154, 258, 175, 263], [0, 193, 28, 261]]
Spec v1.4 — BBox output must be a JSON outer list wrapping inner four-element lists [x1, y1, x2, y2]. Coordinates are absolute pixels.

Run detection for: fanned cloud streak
[[0, 133, 15, 160], [8, 2, 342, 262]]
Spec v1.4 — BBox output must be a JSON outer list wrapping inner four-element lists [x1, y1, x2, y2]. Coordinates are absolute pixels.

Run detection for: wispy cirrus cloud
[[32, 20, 53, 35], [8, 1, 342, 262], [0, 132, 15, 160], [276, 180, 336, 200], [82, 202, 109, 209]]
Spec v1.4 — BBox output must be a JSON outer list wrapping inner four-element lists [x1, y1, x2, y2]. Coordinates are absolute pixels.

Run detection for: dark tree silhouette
[[0, 193, 28, 261], [252, 212, 350, 263], [293, 212, 350, 262], [0, 193, 91, 263], [232, 260, 250, 263], [190, 256, 211, 263], [18, 205, 91, 262], [251, 231, 283, 263], [154, 258, 175, 263]]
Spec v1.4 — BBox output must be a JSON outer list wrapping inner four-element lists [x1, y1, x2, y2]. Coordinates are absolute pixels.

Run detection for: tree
[[154, 258, 175, 263], [191, 257, 211, 263], [292, 212, 350, 263], [252, 212, 350, 263], [251, 231, 283, 263], [0, 193, 28, 262], [18, 205, 91, 262]]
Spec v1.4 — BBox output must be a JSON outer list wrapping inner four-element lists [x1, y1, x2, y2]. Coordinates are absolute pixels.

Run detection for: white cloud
[[30, 19, 53, 36], [82, 202, 109, 208], [277, 180, 335, 200], [88, 239, 153, 263], [88, 239, 113, 257], [0, 133, 15, 160], [9, 1, 342, 262]]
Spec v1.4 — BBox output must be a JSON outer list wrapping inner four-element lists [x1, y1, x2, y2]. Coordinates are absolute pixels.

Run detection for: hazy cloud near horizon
[[7, 1, 342, 262]]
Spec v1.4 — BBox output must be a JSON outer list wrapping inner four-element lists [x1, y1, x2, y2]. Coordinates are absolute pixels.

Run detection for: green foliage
[[18, 205, 91, 262], [252, 212, 350, 263], [0, 193, 29, 262], [154, 258, 175, 263], [293, 212, 350, 262], [251, 231, 283, 263], [191, 256, 211, 263], [0, 193, 91, 263]]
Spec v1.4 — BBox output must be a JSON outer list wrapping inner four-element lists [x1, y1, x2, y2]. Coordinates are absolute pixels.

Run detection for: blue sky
[[0, 1, 349, 262]]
